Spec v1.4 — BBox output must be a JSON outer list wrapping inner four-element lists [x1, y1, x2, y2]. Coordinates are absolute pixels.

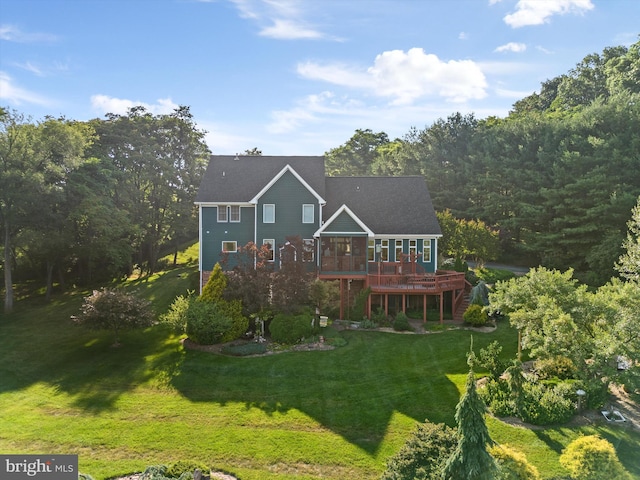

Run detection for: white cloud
[[459, 32, 469, 40], [0, 71, 52, 106], [299, 48, 487, 105], [504, 0, 594, 28], [90, 95, 179, 115], [228, 0, 326, 40], [259, 18, 322, 39], [494, 42, 527, 53], [0, 24, 58, 43]]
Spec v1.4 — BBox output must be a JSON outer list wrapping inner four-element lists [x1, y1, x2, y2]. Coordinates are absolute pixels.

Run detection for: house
[[195, 155, 467, 323]]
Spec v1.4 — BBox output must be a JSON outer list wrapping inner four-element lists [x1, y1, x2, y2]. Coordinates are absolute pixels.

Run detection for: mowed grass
[[1, 245, 639, 479]]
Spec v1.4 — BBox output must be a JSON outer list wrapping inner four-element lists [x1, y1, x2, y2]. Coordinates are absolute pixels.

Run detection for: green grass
[[1, 247, 639, 479]]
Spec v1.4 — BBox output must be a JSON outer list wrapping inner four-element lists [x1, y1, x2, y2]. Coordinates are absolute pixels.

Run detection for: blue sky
[[1, 0, 638, 155]]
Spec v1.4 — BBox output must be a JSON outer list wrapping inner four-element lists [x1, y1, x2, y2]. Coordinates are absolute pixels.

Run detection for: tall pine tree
[[442, 337, 498, 480]]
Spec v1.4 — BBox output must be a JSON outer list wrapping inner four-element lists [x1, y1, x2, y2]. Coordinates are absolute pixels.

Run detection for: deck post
[[423, 294, 427, 323], [439, 292, 444, 324]]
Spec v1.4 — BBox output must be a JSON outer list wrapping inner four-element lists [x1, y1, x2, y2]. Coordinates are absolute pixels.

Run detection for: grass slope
[[1, 245, 638, 479]]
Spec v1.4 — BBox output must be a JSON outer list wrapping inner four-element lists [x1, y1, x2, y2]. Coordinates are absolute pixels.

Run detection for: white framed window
[[368, 239, 375, 261], [422, 240, 432, 263], [263, 239, 274, 261], [222, 241, 237, 253], [303, 238, 315, 262], [229, 205, 241, 222], [409, 239, 418, 260], [263, 204, 275, 223], [380, 239, 389, 261], [395, 239, 403, 262], [217, 205, 228, 222], [302, 204, 314, 224]]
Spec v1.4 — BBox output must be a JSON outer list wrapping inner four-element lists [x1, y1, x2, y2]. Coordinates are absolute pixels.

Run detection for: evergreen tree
[[615, 195, 640, 282], [442, 338, 498, 480]]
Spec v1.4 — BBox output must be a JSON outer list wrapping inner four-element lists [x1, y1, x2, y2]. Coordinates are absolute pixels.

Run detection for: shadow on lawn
[[0, 301, 180, 412], [170, 330, 473, 453]]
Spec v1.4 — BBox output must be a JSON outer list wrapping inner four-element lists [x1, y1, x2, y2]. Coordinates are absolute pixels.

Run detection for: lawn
[[1, 246, 639, 479]]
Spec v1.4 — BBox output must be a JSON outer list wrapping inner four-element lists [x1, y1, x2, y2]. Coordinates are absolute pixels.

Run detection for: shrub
[[200, 263, 226, 302], [463, 304, 489, 327], [534, 356, 578, 380], [185, 300, 233, 345], [478, 340, 508, 380], [559, 435, 631, 480], [270, 311, 313, 344], [393, 311, 413, 331], [72, 288, 154, 345], [359, 318, 378, 329], [381, 421, 457, 480], [519, 381, 575, 425], [160, 291, 194, 334], [372, 307, 392, 327], [166, 460, 209, 478], [489, 444, 540, 480], [481, 379, 516, 417]]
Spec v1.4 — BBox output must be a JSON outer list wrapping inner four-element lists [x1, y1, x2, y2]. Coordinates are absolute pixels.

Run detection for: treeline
[[326, 40, 640, 285], [1, 106, 209, 311]]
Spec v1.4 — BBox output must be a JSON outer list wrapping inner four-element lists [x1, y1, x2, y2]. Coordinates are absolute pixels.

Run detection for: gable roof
[[250, 164, 326, 204], [315, 205, 374, 237], [323, 176, 441, 236], [195, 155, 326, 203]]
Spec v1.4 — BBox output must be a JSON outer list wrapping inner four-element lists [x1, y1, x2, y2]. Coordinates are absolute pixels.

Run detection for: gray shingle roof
[[324, 176, 441, 235], [195, 155, 326, 203], [196, 155, 441, 235]]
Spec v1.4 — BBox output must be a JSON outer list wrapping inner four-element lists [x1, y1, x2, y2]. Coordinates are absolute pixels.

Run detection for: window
[[263, 204, 275, 223], [302, 204, 314, 224], [217, 205, 228, 222], [423, 240, 432, 262], [395, 239, 403, 262], [229, 205, 241, 222], [222, 241, 237, 253], [263, 239, 274, 261], [303, 238, 315, 262], [380, 239, 389, 261], [368, 239, 375, 261], [409, 239, 417, 260]]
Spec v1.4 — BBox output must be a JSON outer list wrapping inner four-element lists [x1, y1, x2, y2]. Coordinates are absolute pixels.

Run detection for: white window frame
[[263, 204, 275, 223], [380, 239, 389, 262], [422, 240, 432, 263], [302, 238, 315, 262], [229, 205, 241, 222], [409, 239, 418, 260], [368, 239, 375, 261], [302, 204, 314, 224], [263, 239, 275, 261], [395, 239, 403, 262], [222, 241, 237, 253], [217, 205, 228, 222]]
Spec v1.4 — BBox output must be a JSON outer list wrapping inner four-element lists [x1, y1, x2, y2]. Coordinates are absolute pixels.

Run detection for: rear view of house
[[196, 155, 467, 322]]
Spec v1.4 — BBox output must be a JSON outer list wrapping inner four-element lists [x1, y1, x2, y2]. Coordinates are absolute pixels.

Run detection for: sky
[[1, 0, 638, 156]]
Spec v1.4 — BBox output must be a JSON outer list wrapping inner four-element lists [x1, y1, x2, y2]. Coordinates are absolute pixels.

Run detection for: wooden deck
[[368, 270, 466, 294]]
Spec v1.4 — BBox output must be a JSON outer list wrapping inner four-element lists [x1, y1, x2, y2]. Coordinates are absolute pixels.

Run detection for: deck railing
[[367, 269, 466, 293]]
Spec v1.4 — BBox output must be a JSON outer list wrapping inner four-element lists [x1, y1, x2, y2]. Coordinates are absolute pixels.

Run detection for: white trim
[[314, 204, 374, 237], [263, 203, 275, 223], [198, 204, 203, 293], [302, 204, 314, 223], [222, 240, 238, 253], [250, 164, 326, 205]]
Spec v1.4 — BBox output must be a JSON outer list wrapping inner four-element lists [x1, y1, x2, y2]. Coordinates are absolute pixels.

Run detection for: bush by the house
[[463, 303, 489, 327], [160, 292, 193, 334], [393, 311, 413, 331], [270, 311, 314, 344], [185, 300, 234, 345], [381, 421, 457, 480], [489, 444, 541, 480], [72, 287, 154, 345], [559, 435, 631, 480], [372, 307, 392, 327]]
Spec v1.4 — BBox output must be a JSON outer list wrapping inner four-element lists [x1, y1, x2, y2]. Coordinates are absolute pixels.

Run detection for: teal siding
[[201, 206, 255, 270], [256, 170, 319, 255], [323, 211, 366, 233]]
